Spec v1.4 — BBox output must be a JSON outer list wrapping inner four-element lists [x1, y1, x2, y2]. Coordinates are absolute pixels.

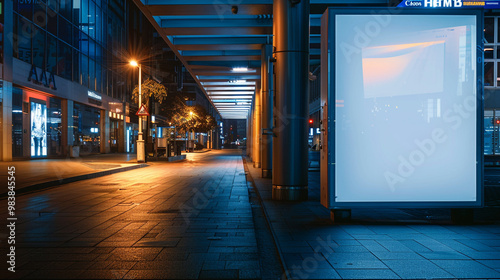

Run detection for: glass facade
[[0, 0, 4, 64], [12, 88, 23, 158], [110, 118, 119, 152], [484, 16, 500, 87], [73, 102, 101, 155], [12, 0, 128, 100], [47, 97, 62, 156]]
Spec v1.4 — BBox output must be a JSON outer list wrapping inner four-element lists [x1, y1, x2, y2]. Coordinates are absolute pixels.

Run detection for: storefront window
[[30, 100, 47, 158], [47, 98, 62, 156], [12, 88, 23, 158], [73, 103, 100, 155], [110, 119, 119, 153]]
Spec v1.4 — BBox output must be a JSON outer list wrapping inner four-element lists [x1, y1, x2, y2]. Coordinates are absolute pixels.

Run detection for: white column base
[[137, 139, 145, 163]]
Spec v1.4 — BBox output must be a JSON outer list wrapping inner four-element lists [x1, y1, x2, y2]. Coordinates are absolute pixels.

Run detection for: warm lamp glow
[[130, 60, 138, 67]]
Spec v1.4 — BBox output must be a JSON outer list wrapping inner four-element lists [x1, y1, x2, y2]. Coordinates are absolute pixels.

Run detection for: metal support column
[[253, 83, 261, 168], [272, 0, 310, 201], [247, 113, 251, 156], [248, 100, 254, 158], [261, 44, 273, 178]]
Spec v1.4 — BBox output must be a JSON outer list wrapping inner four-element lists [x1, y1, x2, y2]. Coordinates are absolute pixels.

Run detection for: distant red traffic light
[[496, 119, 500, 125], [309, 119, 313, 124]]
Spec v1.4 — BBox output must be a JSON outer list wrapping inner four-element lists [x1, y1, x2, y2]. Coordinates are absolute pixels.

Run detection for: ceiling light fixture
[[229, 79, 247, 84], [232, 67, 249, 72]]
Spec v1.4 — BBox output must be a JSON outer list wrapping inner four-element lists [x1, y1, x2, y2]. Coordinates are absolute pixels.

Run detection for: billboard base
[[330, 209, 351, 223], [451, 208, 474, 224]]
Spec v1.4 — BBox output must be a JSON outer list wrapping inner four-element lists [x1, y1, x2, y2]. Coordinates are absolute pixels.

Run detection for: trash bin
[[70, 145, 80, 158]]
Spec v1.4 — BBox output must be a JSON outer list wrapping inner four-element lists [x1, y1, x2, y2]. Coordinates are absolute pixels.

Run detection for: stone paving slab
[[1, 150, 261, 279], [247, 161, 500, 280]]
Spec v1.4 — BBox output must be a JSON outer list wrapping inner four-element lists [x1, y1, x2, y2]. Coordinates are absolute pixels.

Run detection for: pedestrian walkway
[[247, 161, 500, 280], [1, 150, 262, 279], [0, 154, 145, 194]]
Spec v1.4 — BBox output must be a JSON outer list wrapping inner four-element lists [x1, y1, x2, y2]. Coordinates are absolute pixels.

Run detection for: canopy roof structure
[[133, 0, 387, 119]]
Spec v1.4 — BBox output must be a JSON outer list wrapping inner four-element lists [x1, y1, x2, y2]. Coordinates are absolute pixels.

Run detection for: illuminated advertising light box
[[320, 8, 483, 208], [31, 101, 47, 157]]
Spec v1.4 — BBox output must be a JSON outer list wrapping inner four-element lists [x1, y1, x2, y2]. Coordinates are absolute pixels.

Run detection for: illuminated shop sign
[[31, 102, 47, 157], [88, 90, 102, 106], [399, 0, 500, 8], [88, 91, 102, 100]]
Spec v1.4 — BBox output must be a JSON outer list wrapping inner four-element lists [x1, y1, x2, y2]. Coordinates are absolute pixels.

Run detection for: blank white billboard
[[334, 14, 478, 203]]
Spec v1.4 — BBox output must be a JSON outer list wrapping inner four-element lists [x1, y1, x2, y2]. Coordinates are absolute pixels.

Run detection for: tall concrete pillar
[[1, 0, 14, 161], [261, 44, 273, 178], [1, 82, 13, 161], [119, 103, 127, 153], [214, 124, 220, 149], [253, 83, 261, 168], [100, 110, 110, 153], [61, 100, 74, 156], [272, 0, 310, 201], [248, 102, 253, 158], [246, 112, 251, 156]]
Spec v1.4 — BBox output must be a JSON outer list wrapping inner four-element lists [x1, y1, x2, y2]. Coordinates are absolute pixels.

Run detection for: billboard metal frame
[[320, 7, 484, 209]]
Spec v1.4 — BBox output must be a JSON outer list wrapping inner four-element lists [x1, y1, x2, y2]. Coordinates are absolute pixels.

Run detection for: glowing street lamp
[[130, 60, 145, 162]]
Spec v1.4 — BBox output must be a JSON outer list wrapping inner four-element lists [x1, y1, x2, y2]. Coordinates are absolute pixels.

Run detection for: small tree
[[132, 78, 168, 106]]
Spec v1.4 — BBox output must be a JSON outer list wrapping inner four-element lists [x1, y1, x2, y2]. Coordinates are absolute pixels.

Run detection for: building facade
[[0, 0, 197, 161], [0, 0, 132, 160]]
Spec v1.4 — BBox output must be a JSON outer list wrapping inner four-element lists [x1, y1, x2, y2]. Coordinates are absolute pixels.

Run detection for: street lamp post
[[130, 60, 145, 163], [189, 111, 193, 152]]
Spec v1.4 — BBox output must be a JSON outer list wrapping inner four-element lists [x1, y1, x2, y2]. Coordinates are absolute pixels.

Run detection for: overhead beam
[[177, 44, 264, 51], [202, 81, 256, 86], [162, 27, 272, 36], [142, 0, 386, 5], [203, 87, 256, 90], [148, 4, 272, 16], [198, 75, 260, 80], [194, 70, 259, 76], [181, 50, 261, 56], [158, 16, 272, 28], [184, 55, 261, 61], [172, 36, 270, 45], [143, 0, 272, 4]]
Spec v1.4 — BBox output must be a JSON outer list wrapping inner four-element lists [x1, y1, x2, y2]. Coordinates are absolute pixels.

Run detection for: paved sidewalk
[[0, 154, 147, 194], [0, 154, 151, 196], [1, 150, 261, 279], [247, 162, 500, 280]]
